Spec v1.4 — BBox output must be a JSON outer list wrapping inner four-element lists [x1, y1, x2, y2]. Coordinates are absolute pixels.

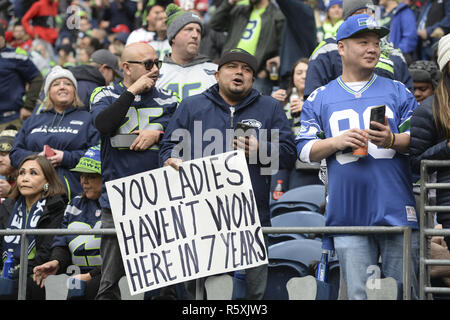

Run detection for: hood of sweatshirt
[[68, 64, 106, 86]]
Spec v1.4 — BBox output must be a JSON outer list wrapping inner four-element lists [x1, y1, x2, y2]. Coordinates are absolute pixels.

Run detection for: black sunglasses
[[126, 59, 162, 70]]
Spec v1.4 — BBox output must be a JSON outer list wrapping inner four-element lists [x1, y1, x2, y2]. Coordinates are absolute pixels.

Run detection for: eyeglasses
[[126, 59, 162, 70]]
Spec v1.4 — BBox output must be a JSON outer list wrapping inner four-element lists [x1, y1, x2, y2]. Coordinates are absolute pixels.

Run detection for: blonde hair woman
[[10, 66, 100, 202]]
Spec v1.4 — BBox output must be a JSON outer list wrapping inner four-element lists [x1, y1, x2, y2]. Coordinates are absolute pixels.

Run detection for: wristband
[[385, 132, 395, 149]]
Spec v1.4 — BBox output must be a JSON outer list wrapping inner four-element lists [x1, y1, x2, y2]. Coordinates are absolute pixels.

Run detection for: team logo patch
[[240, 119, 262, 129], [203, 69, 216, 75], [70, 120, 84, 126]]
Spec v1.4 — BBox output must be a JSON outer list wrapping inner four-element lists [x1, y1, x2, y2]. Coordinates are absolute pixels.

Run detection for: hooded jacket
[[68, 65, 106, 109], [10, 106, 100, 201], [159, 84, 297, 227]]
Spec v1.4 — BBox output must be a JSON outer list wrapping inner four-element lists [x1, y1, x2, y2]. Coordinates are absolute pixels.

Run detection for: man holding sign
[[90, 42, 178, 300], [160, 48, 297, 299]]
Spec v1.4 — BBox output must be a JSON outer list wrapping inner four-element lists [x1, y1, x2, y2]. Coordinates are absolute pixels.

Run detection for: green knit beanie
[[165, 3, 203, 44]]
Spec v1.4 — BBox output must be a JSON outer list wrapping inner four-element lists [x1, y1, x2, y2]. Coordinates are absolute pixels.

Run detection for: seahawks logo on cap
[[358, 17, 378, 28], [0, 142, 12, 152]]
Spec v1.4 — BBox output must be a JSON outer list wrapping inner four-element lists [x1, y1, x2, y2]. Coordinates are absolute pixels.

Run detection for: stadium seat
[[263, 261, 309, 300], [269, 211, 326, 244], [270, 184, 326, 218]]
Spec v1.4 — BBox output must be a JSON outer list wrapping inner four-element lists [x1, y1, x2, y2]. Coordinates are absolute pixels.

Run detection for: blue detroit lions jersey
[[296, 74, 419, 229]]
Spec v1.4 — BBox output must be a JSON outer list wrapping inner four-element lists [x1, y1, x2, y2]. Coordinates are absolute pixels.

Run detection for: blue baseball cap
[[336, 14, 389, 42]]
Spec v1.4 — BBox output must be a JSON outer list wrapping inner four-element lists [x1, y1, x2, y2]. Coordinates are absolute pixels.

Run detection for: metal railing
[[0, 225, 413, 300], [419, 160, 450, 300]]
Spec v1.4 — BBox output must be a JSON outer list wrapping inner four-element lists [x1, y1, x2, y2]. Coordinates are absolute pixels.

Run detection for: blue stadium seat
[[268, 211, 326, 244], [270, 184, 326, 218]]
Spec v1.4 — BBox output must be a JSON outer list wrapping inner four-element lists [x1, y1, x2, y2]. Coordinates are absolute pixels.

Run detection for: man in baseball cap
[[218, 48, 258, 75], [68, 49, 123, 108]]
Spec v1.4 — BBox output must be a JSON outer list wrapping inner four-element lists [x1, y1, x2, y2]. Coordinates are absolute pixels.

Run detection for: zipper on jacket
[[230, 106, 235, 128]]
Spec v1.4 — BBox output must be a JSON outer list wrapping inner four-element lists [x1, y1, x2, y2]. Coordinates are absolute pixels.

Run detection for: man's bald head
[[121, 42, 157, 63]]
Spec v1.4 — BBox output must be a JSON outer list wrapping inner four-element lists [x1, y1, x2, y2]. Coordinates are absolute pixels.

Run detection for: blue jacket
[[10, 106, 100, 200], [304, 37, 413, 98], [159, 84, 297, 226], [380, 3, 418, 54]]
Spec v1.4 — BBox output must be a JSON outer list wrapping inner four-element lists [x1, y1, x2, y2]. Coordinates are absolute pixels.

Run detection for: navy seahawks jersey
[[52, 196, 102, 272], [90, 82, 178, 208], [296, 74, 419, 230]]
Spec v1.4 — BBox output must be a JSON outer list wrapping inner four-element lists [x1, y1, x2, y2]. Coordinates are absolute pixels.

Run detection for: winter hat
[[165, 3, 203, 44], [343, 0, 374, 20], [409, 60, 441, 89], [218, 48, 258, 75], [44, 66, 78, 96], [0, 125, 18, 153], [327, 0, 343, 12], [437, 33, 450, 71], [336, 14, 389, 41], [71, 144, 101, 174]]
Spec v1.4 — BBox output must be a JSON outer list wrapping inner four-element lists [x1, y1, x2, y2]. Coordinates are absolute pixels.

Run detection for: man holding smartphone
[[160, 48, 296, 299], [296, 15, 420, 299], [90, 42, 178, 300]]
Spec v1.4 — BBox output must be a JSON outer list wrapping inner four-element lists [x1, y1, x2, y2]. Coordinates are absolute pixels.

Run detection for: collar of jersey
[[337, 73, 377, 96]]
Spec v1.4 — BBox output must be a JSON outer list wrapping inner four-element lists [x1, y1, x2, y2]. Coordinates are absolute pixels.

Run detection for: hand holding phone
[[234, 122, 255, 138], [369, 105, 386, 130]]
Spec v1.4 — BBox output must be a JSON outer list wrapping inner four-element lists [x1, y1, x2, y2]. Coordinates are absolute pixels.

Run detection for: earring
[[43, 183, 49, 192]]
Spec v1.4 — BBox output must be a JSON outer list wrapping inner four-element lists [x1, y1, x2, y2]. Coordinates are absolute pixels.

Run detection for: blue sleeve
[[9, 117, 35, 168], [295, 89, 325, 158], [304, 44, 340, 98], [398, 10, 418, 54], [14, 52, 40, 83], [392, 53, 413, 92], [396, 81, 418, 134], [60, 120, 100, 169]]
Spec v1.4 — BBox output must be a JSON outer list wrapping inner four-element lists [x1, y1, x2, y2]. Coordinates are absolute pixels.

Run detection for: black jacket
[[1, 195, 67, 276], [410, 95, 450, 224]]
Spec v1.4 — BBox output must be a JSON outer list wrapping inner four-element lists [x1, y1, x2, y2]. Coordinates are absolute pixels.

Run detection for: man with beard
[[90, 42, 178, 300], [160, 49, 297, 299]]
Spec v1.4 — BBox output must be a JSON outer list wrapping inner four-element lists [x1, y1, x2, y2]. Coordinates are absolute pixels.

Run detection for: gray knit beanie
[[343, 0, 374, 20], [165, 3, 203, 44], [44, 66, 78, 96]]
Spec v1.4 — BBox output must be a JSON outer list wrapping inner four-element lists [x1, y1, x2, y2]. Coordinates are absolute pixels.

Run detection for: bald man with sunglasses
[[89, 42, 178, 300]]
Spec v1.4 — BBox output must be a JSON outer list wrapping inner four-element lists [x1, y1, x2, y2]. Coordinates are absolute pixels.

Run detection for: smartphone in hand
[[44, 145, 55, 157], [369, 105, 386, 130], [234, 122, 255, 138]]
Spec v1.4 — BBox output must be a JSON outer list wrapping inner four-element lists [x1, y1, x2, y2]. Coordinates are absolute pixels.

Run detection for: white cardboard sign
[[105, 150, 268, 295]]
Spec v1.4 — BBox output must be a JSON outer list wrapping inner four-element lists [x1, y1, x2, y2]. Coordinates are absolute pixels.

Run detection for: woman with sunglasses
[[0, 155, 67, 300], [32, 145, 103, 300], [9, 66, 100, 202]]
